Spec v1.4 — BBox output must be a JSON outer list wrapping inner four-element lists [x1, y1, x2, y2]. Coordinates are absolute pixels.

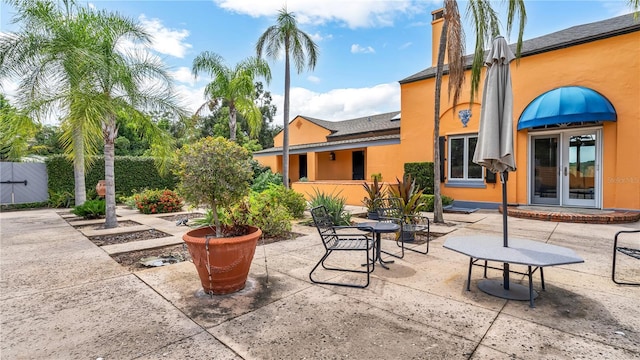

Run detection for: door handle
[[0, 180, 27, 185], [563, 167, 568, 176]]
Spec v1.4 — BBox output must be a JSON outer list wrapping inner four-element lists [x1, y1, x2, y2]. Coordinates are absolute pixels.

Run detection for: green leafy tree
[[0, 94, 38, 160], [245, 82, 279, 149], [0, 0, 103, 205], [31, 124, 64, 156], [192, 52, 271, 142], [196, 81, 280, 149], [82, 11, 186, 228], [431, 0, 525, 223], [256, 6, 319, 189], [175, 136, 253, 238]]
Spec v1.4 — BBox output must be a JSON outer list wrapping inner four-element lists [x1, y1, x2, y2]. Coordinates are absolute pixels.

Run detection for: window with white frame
[[448, 134, 483, 180]]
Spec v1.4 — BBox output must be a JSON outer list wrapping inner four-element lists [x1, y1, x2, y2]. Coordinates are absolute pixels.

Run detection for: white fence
[[0, 162, 48, 205]]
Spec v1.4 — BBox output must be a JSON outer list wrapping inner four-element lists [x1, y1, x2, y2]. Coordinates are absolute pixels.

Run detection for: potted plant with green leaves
[[389, 174, 427, 242], [176, 136, 262, 295], [362, 177, 384, 219]]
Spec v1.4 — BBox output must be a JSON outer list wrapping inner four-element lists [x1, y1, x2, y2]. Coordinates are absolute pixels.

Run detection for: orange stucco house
[[254, 11, 640, 211]]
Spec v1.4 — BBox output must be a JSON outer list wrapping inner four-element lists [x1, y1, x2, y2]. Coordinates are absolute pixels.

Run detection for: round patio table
[[357, 222, 400, 269]]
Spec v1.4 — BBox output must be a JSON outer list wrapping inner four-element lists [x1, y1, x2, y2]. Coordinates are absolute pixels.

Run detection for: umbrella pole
[[501, 171, 510, 290]]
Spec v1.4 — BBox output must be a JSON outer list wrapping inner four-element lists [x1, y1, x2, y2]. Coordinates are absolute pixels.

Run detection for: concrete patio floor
[[1, 206, 639, 359]]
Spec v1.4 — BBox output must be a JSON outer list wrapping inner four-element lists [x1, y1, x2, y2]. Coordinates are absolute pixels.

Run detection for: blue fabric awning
[[518, 86, 616, 130]]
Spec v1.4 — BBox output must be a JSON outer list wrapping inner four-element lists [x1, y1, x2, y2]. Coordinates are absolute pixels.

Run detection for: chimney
[[431, 8, 445, 67]]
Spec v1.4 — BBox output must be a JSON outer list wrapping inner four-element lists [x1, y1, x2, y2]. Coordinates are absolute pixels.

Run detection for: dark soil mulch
[[72, 220, 141, 230], [110, 231, 303, 271], [87, 229, 171, 246], [111, 244, 191, 271], [157, 213, 205, 222]]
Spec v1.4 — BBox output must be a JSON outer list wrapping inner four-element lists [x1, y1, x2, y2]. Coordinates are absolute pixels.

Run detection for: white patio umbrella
[[473, 35, 516, 175], [473, 36, 526, 300]]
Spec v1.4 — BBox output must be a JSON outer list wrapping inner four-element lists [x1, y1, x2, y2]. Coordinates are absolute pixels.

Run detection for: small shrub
[[134, 189, 183, 214], [245, 192, 292, 237], [191, 208, 227, 228], [118, 193, 138, 209], [72, 199, 106, 219], [308, 188, 351, 225], [48, 190, 74, 208], [251, 170, 283, 193], [261, 184, 306, 219], [422, 194, 454, 212]]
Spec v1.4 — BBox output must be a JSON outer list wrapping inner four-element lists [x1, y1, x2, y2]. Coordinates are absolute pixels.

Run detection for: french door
[[530, 129, 600, 208]]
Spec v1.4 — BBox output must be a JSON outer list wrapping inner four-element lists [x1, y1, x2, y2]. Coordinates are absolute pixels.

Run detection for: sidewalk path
[[1, 208, 638, 359]]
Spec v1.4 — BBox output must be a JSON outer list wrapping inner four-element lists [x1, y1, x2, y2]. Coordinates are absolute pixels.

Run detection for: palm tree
[[0, 0, 103, 206], [431, 0, 525, 223], [192, 52, 271, 142], [255, 7, 319, 189], [78, 8, 186, 228]]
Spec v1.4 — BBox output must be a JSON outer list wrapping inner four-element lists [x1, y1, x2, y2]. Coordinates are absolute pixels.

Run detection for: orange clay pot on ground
[[96, 180, 106, 198], [182, 225, 262, 295]]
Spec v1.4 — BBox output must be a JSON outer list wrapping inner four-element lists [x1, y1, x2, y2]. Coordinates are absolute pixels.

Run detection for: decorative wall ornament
[[458, 109, 472, 127]]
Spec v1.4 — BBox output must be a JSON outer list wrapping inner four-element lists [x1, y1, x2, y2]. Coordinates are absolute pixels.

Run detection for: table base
[[477, 279, 538, 301]]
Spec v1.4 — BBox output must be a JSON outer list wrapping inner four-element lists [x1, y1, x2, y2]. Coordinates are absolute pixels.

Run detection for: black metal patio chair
[[309, 205, 375, 288], [375, 197, 431, 259], [612, 229, 640, 286]]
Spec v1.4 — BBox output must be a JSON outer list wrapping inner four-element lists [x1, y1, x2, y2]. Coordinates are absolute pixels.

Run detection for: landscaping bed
[[72, 220, 141, 230], [111, 244, 191, 271], [87, 229, 172, 246]]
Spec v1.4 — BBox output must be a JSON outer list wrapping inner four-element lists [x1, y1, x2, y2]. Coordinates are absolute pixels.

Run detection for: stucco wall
[[273, 116, 331, 147], [400, 30, 640, 210]]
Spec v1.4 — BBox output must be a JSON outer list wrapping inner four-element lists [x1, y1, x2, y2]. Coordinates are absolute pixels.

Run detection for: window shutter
[[439, 136, 446, 182], [485, 169, 496, 183]]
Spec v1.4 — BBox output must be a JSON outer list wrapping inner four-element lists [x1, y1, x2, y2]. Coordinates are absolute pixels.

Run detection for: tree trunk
[[72, 126, 86, 206], [282, 43, 291, 189], [103, 116, 118, 229], [432, 19, 448, 224], [229, 103, 237, 142]]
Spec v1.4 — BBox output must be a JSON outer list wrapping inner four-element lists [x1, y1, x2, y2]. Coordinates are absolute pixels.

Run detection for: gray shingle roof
[[400, 13, 640, 84], [298, 111, 401, 139], [253, 134, 400, 156]]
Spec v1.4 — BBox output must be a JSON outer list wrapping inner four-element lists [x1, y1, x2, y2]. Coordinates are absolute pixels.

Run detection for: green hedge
[[404, 162, 434, 194], [47, 155, 178, 197]]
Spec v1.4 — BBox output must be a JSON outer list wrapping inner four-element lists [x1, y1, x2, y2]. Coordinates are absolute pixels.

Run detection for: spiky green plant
[[308, 188, 351, 226], [388, 174, 427, 221]]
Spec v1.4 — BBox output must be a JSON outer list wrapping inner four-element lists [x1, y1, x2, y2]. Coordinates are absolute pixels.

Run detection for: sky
[[0, 0, 636, 126]]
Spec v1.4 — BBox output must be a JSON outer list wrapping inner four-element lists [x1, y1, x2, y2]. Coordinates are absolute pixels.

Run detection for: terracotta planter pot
[[182, 225, 262, 295], [96, 180, 106, 198]]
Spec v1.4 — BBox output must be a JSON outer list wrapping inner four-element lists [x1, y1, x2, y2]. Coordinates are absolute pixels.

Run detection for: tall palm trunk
[[282, 41, 291, 189], [432, 19, 448, 224], [229, 104, 237, 142], [103, 115, 118, 228], [72, 126, 86, 206]]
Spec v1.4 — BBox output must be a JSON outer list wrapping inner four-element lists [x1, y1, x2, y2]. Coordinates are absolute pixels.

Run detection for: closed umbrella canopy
[[473, 36, 516, 174]]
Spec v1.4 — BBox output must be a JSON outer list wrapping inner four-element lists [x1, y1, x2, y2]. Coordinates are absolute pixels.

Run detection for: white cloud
[[174, 84, 208, 116], [399, 42, 412, 50], [214, 0, 433, 28], [271, 82, 400, 125], [351, 44, 375, 54], [308, 32, 332, 42], [138, 15, 192, 58], [171, 67, 196, 86], [307, 75, 321, 83]]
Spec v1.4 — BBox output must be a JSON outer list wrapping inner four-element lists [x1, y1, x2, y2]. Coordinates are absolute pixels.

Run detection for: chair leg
[[397, 231, 430, 255], [383, 231, 430, 259], [309, 249, 373, 289], [612, 231, 640, 286]]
